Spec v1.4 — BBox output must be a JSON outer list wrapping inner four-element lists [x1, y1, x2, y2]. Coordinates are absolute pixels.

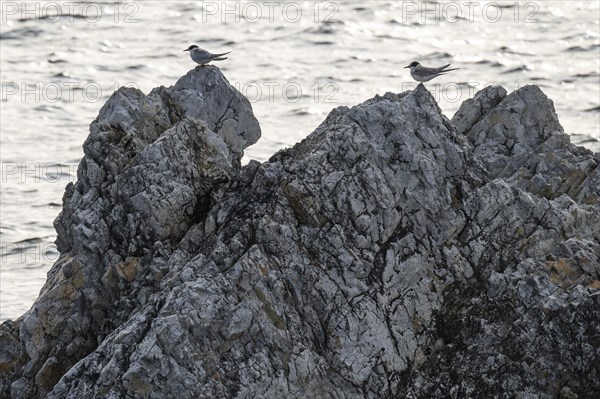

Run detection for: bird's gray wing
[[436, 63, 451, 72], [417, 65, 445, 74], [196, 49, 212, 58], [209, 51, 231, 59]]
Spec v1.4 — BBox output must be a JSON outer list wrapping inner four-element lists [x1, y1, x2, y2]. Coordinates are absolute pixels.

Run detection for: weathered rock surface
[[1, 73, 598, 399], [0, 66, 260, 399]]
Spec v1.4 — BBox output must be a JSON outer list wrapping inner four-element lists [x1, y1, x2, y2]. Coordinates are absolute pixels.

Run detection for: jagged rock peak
[[1, 82, 598, 399]]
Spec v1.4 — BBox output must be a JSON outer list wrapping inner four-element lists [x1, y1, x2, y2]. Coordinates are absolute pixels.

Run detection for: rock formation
[[1, 67, 598, 399]]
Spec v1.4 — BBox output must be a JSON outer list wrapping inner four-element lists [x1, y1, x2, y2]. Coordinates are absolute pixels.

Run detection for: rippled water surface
[[1, 1, 599, 320]]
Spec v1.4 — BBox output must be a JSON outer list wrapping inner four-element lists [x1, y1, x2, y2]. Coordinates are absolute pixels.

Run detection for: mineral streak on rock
[[1, 71, 598, 399]]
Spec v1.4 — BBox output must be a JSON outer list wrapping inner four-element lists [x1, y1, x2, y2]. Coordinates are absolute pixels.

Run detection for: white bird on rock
[[184, 45, 230, 67]]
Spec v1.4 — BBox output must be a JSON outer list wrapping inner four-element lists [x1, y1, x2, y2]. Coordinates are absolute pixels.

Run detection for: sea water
[[1, 0, 599, 320]]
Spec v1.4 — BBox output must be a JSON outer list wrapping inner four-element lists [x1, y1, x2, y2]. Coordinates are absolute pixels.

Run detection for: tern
[[184, 45, 230, 67], [404, 61, 459, 82]]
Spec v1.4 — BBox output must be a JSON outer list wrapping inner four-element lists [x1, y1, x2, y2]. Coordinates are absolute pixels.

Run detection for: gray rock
[[451, 84, 507, 136], [0, 66, 260, 399], [1, 78, 598, 399]]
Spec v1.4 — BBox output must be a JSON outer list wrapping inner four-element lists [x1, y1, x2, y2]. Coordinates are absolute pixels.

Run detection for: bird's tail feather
[[212, 52, 231, 58], [212, 57, 228, 61]]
